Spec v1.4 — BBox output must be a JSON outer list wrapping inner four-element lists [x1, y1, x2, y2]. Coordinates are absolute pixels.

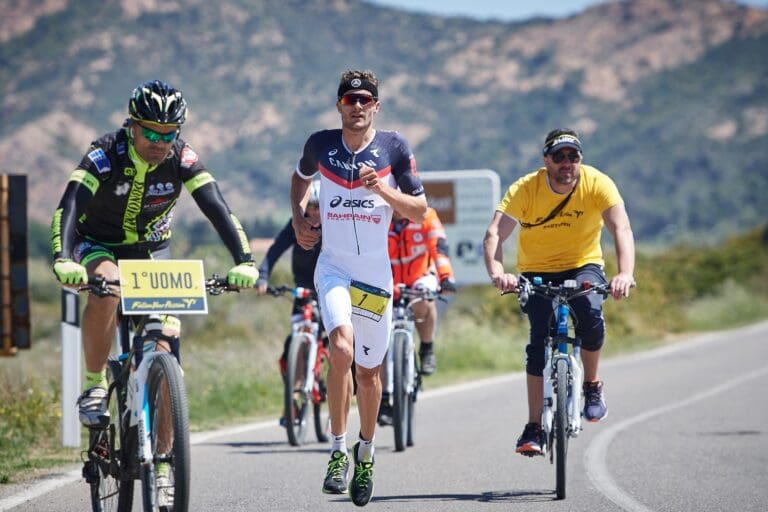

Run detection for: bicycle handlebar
[[265, 284, 447, 305], [204, 275, 242, 295], [502, 275, 612, 307], [395, 284, 446, 304], [266, 284, 316, 300], [79, 276, 121, 297]]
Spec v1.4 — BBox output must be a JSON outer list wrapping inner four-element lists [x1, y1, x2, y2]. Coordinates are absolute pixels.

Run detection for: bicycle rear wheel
[[285, 335, 312, 446], [313, 345, 330, 443], [554, 357, 569, 500], [392, 333, 409, 452], [143, 352, 190, 512], [86, 359, 134, 512]]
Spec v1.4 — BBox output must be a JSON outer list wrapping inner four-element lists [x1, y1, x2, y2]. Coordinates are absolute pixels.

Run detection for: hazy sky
[[364, 0, 768, 22]]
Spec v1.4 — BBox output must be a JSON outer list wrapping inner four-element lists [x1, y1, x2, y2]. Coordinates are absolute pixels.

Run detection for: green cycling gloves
[[53, 258, 88, 285], [227, 261, 259, 288]]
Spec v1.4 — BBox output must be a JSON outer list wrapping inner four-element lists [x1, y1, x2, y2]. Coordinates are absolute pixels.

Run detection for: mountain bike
[[511, 275, 611, 500], [80, 270, 238, 512], [384, 284, 441, 452], [267, 285, 330, 446]]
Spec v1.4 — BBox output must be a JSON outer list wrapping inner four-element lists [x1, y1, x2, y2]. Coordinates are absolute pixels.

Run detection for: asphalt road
[[2, 321, 767, 511]]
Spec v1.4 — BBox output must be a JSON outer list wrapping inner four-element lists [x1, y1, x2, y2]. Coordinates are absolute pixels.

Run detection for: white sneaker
[[77, 387, 109, 427]]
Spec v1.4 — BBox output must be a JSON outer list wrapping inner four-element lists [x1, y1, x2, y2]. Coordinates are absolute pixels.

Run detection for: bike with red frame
[[268, 285, 330, 446]]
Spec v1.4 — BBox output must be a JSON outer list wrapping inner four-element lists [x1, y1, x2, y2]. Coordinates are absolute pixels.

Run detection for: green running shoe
[[322, 450, 349, 494], [349, 442, 375, 506]]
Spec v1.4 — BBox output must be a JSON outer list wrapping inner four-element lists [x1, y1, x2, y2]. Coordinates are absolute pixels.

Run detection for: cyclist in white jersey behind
[[291, 69, 427, 507]]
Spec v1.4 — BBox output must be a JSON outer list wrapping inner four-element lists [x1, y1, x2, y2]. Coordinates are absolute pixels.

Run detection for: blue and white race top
[[296, 129, 424, 256]]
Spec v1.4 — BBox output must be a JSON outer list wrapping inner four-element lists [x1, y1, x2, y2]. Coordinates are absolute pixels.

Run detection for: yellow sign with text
[[118, 259, 207, 315]]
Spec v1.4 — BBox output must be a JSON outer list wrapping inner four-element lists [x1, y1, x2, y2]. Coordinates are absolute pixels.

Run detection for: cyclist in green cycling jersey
[[483, 128, 635, 456], [50, 80, 259, 436]]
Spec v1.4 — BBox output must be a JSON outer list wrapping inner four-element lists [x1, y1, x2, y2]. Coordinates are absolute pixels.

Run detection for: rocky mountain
[[1, 0, 766, 243]]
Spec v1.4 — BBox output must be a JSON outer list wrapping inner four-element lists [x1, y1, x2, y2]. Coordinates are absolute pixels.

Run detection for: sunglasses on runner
[[550, 150, 581, 164], [339, 94, 377, 107], [140, 125, 179, 144]]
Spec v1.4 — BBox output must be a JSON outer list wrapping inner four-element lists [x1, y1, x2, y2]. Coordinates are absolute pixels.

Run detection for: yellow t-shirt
[[497, 165, 623, 273]]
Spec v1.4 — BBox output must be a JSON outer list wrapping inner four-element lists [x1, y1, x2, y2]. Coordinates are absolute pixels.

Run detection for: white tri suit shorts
[[315, 247, 393, 369]]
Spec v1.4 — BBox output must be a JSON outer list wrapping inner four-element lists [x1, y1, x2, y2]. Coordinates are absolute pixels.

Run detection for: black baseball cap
[[542, 133, 582, 155]]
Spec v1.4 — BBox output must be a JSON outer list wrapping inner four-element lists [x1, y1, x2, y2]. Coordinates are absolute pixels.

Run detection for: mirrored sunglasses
[[339, 94, 377, 107], [140, 125, 179, 143]]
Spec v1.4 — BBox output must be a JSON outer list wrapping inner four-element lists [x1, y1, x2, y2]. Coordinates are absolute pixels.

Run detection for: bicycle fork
[[541, 303, 585, 443], [554, 300, 584, 437], [567, 347, 584, 436], [124, 335, 179, 466], [125, 351, 159, 465], [385, 321, 414, 395]]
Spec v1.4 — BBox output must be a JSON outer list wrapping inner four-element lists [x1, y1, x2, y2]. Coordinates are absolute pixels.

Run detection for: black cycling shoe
[[377, 400, 393, 426], [419, 350, 436, 376], [515, 422, 545, 457]]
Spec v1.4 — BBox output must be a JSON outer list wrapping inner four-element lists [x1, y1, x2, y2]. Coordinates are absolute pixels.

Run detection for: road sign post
[[61, 288, 81, 447]]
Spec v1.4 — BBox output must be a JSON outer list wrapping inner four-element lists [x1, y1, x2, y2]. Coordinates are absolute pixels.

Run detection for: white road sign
[[420, 170, 500, 285]]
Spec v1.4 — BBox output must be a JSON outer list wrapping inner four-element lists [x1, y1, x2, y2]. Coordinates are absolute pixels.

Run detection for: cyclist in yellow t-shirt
[[483, 128, 636, 456]]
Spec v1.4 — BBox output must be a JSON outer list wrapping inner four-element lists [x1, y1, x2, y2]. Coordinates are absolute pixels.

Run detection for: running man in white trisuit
[[291, 69, 427, 507]]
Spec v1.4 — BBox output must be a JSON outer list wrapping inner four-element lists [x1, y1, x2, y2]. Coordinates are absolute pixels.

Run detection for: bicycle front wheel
[[554, 357, 569, 500], [143, 352, 191, 512], [392, 333, 409, 452], [86, 359, 134, 512], [285, 335, 312, 446]]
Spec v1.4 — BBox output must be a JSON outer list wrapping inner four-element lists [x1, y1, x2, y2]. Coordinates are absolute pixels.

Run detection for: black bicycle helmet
[[128, 79, 187, 125]]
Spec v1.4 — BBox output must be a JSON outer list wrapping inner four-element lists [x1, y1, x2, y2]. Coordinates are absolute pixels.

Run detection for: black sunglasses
[[550, 150, 581, 164]]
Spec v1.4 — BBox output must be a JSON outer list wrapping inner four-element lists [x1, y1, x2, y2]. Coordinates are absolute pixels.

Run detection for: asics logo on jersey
[[330, 196, 375, 209], [328, 149, 338, 156]]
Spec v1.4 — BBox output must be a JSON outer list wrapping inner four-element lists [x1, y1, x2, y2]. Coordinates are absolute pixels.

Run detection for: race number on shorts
[[350, 280, 391, 322]]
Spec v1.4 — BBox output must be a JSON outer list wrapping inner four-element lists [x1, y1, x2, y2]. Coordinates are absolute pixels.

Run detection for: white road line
[[584, 366, 768, 512]]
